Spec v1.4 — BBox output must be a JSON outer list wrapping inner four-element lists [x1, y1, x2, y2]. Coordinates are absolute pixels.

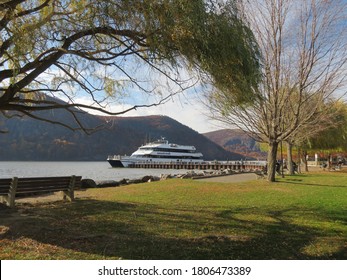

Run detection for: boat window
[[139, 147, 197, 153], [139, 154, 202, 159]]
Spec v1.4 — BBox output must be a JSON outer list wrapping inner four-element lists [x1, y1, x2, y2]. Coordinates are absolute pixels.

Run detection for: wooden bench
[[0, 176, 82, 208]]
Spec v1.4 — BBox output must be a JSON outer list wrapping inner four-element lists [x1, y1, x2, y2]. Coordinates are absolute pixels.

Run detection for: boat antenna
[[145, 133, 151, 144]]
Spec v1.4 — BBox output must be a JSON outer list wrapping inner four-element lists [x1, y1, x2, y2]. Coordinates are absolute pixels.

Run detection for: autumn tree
[[0, 0, 260, 131], [284, 99, 342, 174], [301, 101, 347, 167], [207, 0, 347, 181]]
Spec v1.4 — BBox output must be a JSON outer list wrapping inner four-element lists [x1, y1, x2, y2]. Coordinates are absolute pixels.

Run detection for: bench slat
[[0, 180, 12, 187], [0, 179, 13, 195], [17, 179, 70, 183], [0, 179, 13, 183], [16, 187, 70, 194], [16, 184, 70, 191], [17, 178, 71, 184], [16, 184, 69, 190], [17, 176, 72, 181], [16, 180, 71, 188]]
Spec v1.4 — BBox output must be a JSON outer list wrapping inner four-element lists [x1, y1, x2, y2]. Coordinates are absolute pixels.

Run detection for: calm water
[[0, 161, 188, 182]]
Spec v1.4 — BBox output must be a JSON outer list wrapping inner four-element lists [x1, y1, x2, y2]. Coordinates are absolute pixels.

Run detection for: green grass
[[0, 172, 346, 259]]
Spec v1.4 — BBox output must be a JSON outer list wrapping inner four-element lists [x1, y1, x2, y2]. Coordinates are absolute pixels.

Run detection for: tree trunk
[[328, 154, 332, 169], [302, 150, 309, 172], [286, 141, 294, 175], [297, 147, 302, 174], [267, 141, 279, 182]]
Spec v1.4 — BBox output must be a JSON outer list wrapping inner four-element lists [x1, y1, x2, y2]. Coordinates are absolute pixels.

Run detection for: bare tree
[[0, 0, 260, 131], [207, 0, 347, 181]]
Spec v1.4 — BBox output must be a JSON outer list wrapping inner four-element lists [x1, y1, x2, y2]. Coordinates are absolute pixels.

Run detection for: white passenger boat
[[107, 138, 204, 167]]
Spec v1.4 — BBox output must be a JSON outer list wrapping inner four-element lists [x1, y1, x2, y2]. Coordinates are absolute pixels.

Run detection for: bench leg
[[8, 177, 18, 208], [63, 175, 76, 202]]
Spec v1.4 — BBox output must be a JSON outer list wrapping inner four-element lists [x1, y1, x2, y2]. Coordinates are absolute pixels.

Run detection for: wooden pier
[[128, 161, 266, 171]]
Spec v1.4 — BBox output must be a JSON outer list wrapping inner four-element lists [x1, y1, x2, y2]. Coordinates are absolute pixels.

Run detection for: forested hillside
[[204, 129, 266, 160], [0, 104, 244, 161]]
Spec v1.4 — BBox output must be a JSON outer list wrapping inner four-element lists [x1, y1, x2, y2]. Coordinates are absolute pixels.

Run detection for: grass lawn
[[0, 171, 346, 260]]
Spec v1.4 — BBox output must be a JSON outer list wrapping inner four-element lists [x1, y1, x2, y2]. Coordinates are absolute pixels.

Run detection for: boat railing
[[207, 160, 267, 166], [107, 155, 125, 160], [127, 160, 266, 165]]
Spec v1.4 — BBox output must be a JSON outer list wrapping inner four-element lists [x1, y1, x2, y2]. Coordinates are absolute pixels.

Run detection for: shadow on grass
[[1, 199, 346, 260], [281, 182, 347, 188], [276, 177, 347, 189]]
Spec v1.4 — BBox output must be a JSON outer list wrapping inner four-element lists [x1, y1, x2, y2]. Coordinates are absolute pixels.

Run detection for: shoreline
[[6, 166, 346, 207]]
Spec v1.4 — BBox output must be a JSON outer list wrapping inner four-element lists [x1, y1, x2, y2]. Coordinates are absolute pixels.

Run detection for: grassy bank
[[0, 172, 346, 259]]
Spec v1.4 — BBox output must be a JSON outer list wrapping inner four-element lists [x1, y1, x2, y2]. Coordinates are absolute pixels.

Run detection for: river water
[[0, 161, 188, 182]]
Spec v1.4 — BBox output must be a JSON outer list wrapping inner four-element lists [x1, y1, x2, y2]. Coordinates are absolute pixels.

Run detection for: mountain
[[0, 100, 244, 161], [204, 129, 267, 160]]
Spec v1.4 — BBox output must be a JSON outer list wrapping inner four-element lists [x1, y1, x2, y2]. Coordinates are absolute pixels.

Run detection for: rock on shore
[[80, 169, 237, 188]]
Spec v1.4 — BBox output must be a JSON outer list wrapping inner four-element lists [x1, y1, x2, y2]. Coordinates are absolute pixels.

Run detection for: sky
[[107, 69, 226, 134], [41, 57, 224, 134], [63, 57, 226, 134], [116, 95, 223, 134], [49, 0, 346, 134], [77, 89, 224, 134]]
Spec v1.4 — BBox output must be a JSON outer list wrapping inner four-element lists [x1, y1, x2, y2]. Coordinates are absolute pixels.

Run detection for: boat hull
[[107, 159, 125, 168]]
